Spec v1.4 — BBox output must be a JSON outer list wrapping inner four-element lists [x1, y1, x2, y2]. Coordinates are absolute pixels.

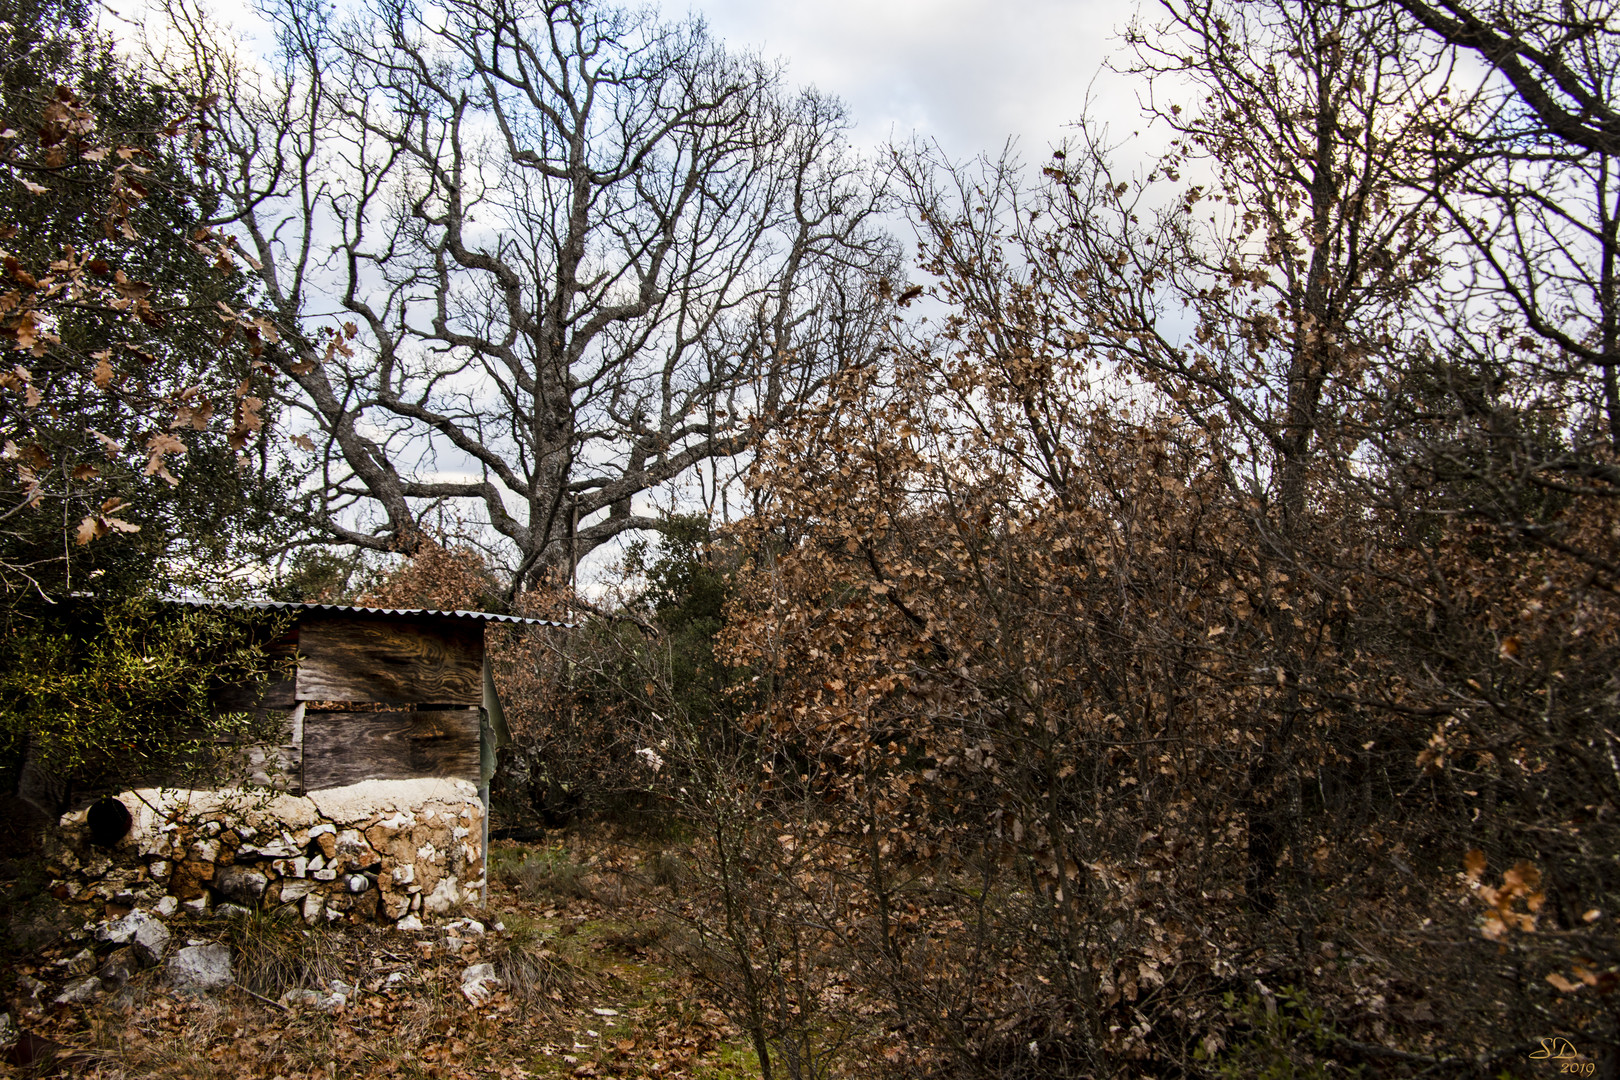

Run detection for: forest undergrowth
[[1, 830, 764, 1080]]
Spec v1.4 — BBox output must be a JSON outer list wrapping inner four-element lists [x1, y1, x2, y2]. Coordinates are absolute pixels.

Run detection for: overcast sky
[[656, 0, 1147, 166], [126, 0, 1156, 165]]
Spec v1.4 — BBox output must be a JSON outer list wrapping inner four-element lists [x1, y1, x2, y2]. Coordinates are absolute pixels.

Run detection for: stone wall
[[45, 778, 486, 927]]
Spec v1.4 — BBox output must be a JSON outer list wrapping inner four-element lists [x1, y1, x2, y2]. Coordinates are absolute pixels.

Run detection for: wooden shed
[[192, 600, 570, 798], [41, 602, 571, 925]]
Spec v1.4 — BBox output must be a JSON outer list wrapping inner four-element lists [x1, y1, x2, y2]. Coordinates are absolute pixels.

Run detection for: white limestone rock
[[460, 963, 500, 1005], [422, 876, 460, 915], [215, 866, 267, 905], [55, 977, 101, 1004], [95, 909, 170, 965], [280, 880, 314, 902], [167, 945, 232, 992]]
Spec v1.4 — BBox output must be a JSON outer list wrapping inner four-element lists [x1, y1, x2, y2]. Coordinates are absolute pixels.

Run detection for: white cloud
[[663, 0, 1144, 161]]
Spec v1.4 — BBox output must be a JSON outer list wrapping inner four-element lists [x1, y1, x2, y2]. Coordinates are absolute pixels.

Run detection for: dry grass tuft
[[489, 916, 600, 1012], [649, 849, 688, 890], [497, 846, 594, 901], [225, 910, 346, 999], [597, 920, 668, 957]]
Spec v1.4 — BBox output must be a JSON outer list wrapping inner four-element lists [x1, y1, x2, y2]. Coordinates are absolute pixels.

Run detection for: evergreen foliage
[[0, 0, 290, 804]]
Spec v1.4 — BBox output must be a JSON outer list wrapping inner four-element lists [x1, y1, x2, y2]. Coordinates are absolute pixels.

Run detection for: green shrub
[[1203, 986, 1360, 1080], [0, 594, 292, 801]]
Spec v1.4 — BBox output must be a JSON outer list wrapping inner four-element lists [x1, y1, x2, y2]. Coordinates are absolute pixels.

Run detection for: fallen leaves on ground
[[1, 833, 752, 1080]]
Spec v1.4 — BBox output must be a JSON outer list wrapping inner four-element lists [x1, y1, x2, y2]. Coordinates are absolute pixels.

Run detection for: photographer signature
[[1531, 1039, 1592, 1075]]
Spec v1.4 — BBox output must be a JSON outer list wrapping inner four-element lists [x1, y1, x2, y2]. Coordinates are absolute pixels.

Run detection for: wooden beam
[[212, 633, 299, 711], [213, 677, 297, 711], [145, 710, 303, 791], [242, 741, 303, 791], [295, 615, 483, 705], [301, 709, 480, 791]]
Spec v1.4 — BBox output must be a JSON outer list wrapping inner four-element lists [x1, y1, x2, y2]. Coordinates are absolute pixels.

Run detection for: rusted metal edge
[[163, 597, 575, 628]]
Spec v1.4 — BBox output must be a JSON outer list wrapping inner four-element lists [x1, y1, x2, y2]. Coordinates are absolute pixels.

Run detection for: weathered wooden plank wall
[[295, 616, 483, 705], [184, 710, 302, 791], [213, 634, 300, 710], [199, 613, 493, 796], [214, 678, 297, 711], [301, 708, 480, 791], [241, 739, 303, 791]]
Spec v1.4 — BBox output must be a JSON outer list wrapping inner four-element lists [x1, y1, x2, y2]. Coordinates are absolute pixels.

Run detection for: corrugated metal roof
[[165, 597, 574, 628]]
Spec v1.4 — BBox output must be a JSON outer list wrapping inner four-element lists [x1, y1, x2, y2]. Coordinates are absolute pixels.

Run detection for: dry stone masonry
[[45, 778, 485, 926]]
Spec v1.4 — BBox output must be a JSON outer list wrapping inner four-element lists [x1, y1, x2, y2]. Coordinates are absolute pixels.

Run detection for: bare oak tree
[[163, 0, 897, 589], [1391, 0, 1620, 466], [1393, 0, 1620, 157]]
